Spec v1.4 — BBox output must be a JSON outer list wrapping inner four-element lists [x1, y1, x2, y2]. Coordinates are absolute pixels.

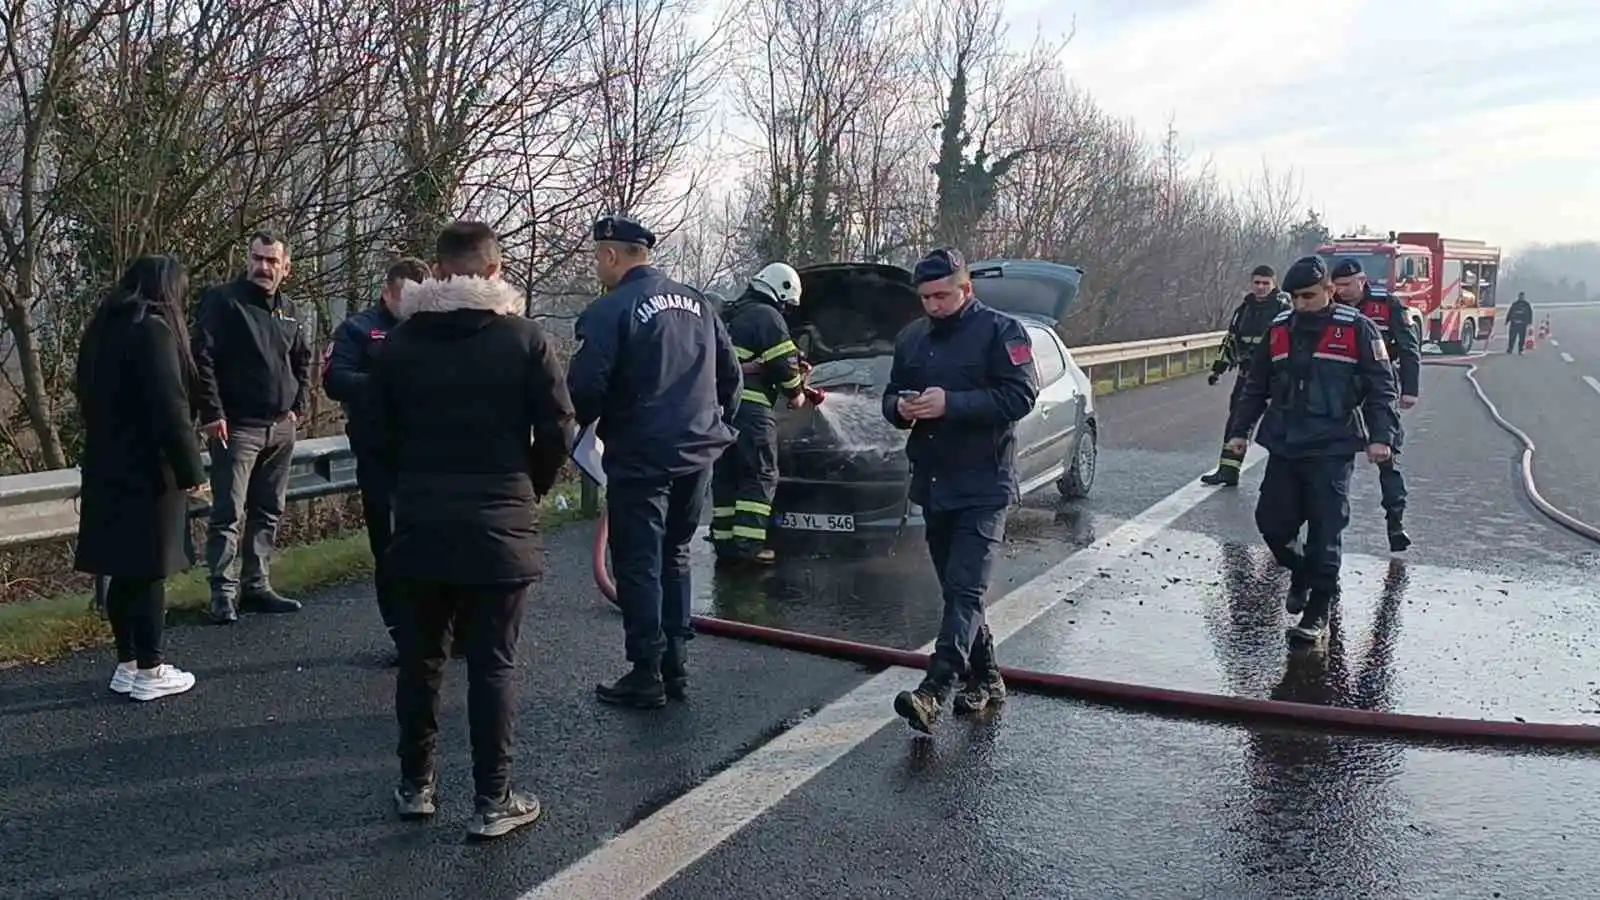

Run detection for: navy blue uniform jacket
[[322, 304, 398, 455], [1350, 290, 1421, 397], [567, 265, 742, 481], [881, 300, 1040, 512], [1227, 304, 1400, 459]]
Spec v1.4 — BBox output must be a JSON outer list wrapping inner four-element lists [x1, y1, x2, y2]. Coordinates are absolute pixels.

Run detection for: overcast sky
[[1017, 0, 1600, 252]]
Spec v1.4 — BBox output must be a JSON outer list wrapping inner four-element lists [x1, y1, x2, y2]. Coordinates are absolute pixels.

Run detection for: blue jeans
[[608, 469, 710, 662]]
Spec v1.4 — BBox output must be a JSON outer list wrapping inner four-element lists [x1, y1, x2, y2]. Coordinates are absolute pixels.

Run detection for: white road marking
[[1550, 339, 1560, 347], [1584, 376, 1600, 397], [1561, 352, 1574, 363], [518, 457, 1266, 900]]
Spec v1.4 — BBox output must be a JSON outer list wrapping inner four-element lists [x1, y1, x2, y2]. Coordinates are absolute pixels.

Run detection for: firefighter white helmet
[[749, 262, 802, 306]]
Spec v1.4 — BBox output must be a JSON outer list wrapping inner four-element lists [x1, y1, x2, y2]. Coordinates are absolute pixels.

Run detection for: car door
[[1011, 321, 1075, 483], [1018, 324, 1078, 482]]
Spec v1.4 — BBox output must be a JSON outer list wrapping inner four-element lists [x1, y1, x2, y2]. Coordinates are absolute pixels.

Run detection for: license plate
[[777, 512, 855, 532]]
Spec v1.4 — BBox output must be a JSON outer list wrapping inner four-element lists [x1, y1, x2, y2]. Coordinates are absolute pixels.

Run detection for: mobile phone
[[896, 390, 921, 399]]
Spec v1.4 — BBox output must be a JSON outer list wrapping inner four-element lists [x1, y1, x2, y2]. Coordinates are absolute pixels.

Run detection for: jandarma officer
[[1226, 255, 1400, 645], [1330, 256, 1420, 552], [882, 248, 1040, 733], [566, 214, 743, 709]]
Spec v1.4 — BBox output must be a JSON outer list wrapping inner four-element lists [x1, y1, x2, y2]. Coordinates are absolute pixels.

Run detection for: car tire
[[1057, 423, 1096, 500]]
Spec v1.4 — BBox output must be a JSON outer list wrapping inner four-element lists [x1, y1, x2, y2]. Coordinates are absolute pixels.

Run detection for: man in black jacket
[[1506, 292, 1534, 354], [192, 231, 312, 624], [323, 257, 428, 655], [372, 220, 574, 840]]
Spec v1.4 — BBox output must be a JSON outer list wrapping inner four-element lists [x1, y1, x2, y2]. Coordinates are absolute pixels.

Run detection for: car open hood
[[786, 262, 921, 363], [786, 259, 1085, 363], [967, 259, 1085, 325]]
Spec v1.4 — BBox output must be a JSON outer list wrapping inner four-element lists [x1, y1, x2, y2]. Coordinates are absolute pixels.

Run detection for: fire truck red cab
[[1317, 231, 1502, 355]]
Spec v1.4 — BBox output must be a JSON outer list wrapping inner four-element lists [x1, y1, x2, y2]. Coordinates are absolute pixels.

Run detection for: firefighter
[[710, 263, 808, 565], [1331, 257, 1419, 552], [1226, 256, 1399, 645], [1201, 265, 1290, 486]]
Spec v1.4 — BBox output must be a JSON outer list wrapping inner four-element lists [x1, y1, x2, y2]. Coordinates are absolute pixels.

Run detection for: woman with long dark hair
[[74, 255, 206, 702]]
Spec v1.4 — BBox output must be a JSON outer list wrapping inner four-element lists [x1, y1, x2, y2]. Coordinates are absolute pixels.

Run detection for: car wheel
[[1057, 423, 1096, 499]]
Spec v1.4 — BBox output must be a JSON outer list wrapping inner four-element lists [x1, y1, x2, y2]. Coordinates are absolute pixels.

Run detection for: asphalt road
[[3, 362, 1599, 900], [1473, 302, 1600, 528]]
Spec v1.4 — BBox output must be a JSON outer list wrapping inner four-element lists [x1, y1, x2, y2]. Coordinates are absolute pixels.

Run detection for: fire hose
[[583, 358, 1600, 747], [587, 502, 1600, 748]]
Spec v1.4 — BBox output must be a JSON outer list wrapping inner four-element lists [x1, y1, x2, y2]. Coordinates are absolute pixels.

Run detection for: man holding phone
[[881, 248, 1040, 734]]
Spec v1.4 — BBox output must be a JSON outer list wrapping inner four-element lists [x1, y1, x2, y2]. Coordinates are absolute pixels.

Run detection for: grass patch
[[0, 485, 599, 668]]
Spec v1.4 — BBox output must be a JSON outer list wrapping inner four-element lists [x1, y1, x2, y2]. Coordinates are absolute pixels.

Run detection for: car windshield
[[1321, 253, 1394, 285]]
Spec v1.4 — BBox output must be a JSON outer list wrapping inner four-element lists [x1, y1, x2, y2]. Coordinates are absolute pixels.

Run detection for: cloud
[[1004, 0, 1600, 250]]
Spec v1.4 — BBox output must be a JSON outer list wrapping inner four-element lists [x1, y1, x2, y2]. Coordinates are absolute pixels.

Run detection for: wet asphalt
[[1473, 303, 1600, 528], [3, 365, 1599, 899]]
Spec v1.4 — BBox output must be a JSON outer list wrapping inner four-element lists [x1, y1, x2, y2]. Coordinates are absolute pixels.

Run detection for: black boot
[[596, 660, 668, 709], [953, 627, 1006, 714], [241, 588, 302, 614], [663, 638, 689, 701], [1387, 513, 1411, 552], [1285, 571, 1310, 615], [1200, 448, 1243, 486], [893, 660, 958, 734], [1287, 590, 1334, 645]]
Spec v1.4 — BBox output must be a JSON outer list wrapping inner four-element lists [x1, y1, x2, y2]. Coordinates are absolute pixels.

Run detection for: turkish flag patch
[[1006, 339, 1033, 366]]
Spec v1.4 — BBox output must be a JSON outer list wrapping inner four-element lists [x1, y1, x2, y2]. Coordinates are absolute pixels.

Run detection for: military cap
[[1330, 257, 1364, 279], [592, 214, 656, 249], [1281, 256, 1328, 293], [912, 247, 966, 285]]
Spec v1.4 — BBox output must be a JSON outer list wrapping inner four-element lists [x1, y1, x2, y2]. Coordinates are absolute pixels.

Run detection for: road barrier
[[1071, 332, 1226, 392], [0, 330, 1233, 552]]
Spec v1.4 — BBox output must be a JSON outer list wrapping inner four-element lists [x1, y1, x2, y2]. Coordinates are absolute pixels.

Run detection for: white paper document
[[570, 422, 606, 488]]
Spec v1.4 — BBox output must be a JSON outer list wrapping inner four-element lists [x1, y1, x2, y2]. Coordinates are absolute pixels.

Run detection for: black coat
[[371, 275, 575, 586], [74, 297, 206, 578]]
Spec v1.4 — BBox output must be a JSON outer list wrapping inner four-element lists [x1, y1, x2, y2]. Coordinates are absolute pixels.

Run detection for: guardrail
[[1071, 331, 1226, 392], [0, 328, 1225, 558]]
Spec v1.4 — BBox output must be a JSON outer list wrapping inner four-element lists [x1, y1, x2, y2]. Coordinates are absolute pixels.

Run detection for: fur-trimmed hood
[[397, 275, 524, 320]]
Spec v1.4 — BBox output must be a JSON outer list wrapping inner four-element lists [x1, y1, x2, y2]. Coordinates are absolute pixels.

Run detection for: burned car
[[770, 258, 1097, 541]]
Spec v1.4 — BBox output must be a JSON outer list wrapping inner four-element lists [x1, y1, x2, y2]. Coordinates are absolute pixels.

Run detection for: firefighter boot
[[595, 660, 668, 709], [1287, 589, 1335, 646], [1278, 536, 1309, 615], [894, 659, 958, 734], [1386, 513, 1411, 553], [662, 638, 689, 701], [1199, 447, 1244, 486], [953, 626, 1006, 714]]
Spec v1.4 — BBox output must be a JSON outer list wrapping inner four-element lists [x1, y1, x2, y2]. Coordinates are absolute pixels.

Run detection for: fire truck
[[1316, 231, 1502, 355]]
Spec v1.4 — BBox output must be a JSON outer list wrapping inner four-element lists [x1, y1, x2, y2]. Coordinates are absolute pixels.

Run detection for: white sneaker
[[109, 665, 137, 695], [130, 665, 196, 702]]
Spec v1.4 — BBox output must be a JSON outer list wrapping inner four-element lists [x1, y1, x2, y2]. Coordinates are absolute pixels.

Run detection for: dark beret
[[1281, 256, 1328, 293], [1251, 264, 1276, 279], [592, 214, 656, 249], [1330, 257, 1363, 279], [912, 247, 966, 285]]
